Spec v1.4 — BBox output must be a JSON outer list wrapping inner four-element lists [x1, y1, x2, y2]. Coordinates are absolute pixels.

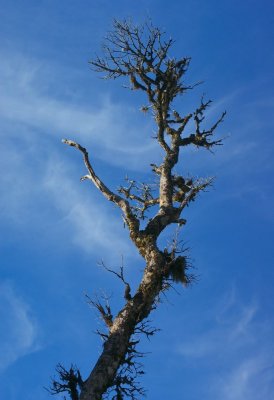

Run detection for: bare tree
[[49, 19, 226, 400]]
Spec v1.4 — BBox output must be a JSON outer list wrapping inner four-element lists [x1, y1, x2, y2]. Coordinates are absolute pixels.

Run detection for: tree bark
[[80, 245, 165, 400], [51, 19, 225, 400]]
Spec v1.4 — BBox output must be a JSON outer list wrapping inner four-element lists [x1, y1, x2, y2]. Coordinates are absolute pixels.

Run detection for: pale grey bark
[[50, 19, 225, 400]]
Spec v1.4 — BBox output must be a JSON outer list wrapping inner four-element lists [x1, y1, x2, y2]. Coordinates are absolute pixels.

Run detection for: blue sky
[[0, 0, 274, 399]]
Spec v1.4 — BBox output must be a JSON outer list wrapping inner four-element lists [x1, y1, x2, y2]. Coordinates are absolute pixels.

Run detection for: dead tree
[[50, 19, 226, 400]]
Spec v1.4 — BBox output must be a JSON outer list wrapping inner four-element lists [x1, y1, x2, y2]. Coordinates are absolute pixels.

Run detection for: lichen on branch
[[51, 18, 226, 400]]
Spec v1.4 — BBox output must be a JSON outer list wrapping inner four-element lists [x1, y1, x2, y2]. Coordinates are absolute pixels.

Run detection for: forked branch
[[48, 364, 83, 400], [62, 139, 140, 235], [53, 18, 226, 400]]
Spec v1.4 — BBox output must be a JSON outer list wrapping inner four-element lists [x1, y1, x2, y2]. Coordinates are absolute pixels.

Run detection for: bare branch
[[104, 339, 146, 400], [179, 177, 214, 210], [179, 99, 226, 149], [62, 139, 140, 235], [56, 18, 226, 400], [118, 178, 159, 220], [48, 364, 83, 400], [99, 259, 132, 302], [134, 320, 160, 340]]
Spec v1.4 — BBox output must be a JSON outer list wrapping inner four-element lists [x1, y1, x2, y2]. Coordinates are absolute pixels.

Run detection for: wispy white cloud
[[1, 49, 273, 257], [0, 50, 151, 257], [177, 287, 274, 399], [43, 156, 132, 259], [0, 282, 39, 372], [178, 289, 258, 358], [0, 141, 133, 259], [218, 355, 274, 400], [0, 50, 158, 171]]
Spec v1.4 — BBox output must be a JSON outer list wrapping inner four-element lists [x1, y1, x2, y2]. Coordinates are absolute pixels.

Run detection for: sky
[[0, 0, 274, 399]]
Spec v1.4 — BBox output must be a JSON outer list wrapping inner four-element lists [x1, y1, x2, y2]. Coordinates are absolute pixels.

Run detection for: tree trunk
[[80, 247, 165, 400]]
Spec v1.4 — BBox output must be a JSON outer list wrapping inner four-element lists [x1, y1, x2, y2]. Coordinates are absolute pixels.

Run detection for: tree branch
[[179, 99, 226, 149], [62, 139, 140, 235], [118, 178, 159, 220], [53, 18, 226, 400], [99, 259, 132, 301], [48, 364, 83, 400]]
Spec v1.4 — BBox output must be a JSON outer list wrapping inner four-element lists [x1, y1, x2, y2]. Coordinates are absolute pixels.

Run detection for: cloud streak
[[0, 282, 39, 372], [177, 287, 274, 399], [0, 50, 153, 258], [0, 141, 133, 260], [43, 156, 132, 259], [219, 354, 274, 400], [0, 50, 158, 171]]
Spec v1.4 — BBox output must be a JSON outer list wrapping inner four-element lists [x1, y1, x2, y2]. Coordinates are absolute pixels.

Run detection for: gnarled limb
[[62, 139, 140, 236], [178, 99, 226, 148], [80, 244, 166, 400], [51, 19, 226, 400], [118, 179, 159, 219], [48, 364, 83, 400]]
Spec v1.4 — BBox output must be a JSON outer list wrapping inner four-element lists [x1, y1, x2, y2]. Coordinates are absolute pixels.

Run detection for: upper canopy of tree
[[90, 19, 226, 150]]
